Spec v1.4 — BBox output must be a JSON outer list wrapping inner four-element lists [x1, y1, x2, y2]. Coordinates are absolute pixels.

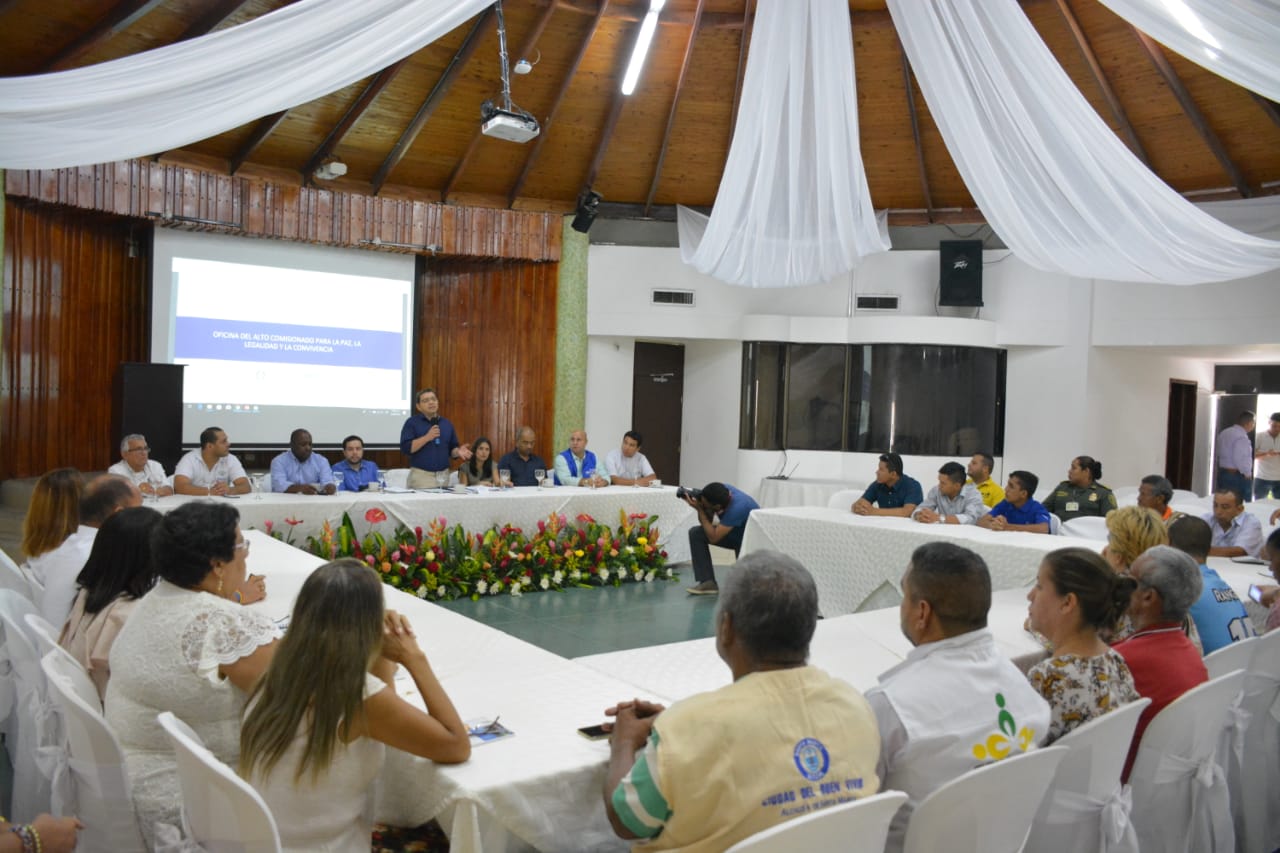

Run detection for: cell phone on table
[[577, 723, 611, 741], [1249, 584, 1264, 604]]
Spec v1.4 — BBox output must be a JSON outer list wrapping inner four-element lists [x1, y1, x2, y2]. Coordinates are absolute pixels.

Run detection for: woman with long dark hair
[[240, 559, 470, 851], [457, 435, 500, 487], [59, 505, 163, 701]]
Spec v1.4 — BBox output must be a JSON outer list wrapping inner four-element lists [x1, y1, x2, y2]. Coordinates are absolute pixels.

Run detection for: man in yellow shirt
[[966, 452, 1004, 508]]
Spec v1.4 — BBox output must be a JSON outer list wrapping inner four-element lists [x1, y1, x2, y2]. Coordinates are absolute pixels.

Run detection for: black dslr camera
[[676, 486, 702, 501]]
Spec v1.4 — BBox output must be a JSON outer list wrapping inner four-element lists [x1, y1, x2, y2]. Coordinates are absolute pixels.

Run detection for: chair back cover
[[1204, 635, 1258, 680], [0, 590, 56, 821], [902, 746, 1067, 853], [1049, 514, 1063, 535], [1222, 630, 1280, 853], [157, 711, 283, 853], [1060, 516, 1109, 541], [0, 547, 34, 601], [1129, 669, 1245, 853], [724, 790, 907, 852], [826, 488, 865, 510], [1026, 698, 1150, 853], [23, 611, 63, 657], [40, 651, 147, 852], [1110, 487, 1138, 507]]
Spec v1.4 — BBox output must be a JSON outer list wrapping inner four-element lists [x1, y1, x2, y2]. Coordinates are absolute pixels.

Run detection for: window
[[740, 342, 1005, 455]]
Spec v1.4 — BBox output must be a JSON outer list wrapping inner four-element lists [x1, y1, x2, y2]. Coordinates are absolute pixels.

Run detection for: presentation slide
[[152, 231, 416, 447]]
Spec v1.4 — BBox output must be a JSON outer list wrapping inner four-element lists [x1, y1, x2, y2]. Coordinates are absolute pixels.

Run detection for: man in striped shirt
[[601, 552, 881, 852]]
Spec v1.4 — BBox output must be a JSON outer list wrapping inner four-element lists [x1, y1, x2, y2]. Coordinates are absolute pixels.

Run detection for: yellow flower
[[637, 536, 648, 545], [423, 549, 435, 562], [574, 549, 585, 558]]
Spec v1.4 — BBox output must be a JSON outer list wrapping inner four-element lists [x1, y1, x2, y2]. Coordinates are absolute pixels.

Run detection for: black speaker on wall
[[113, 363, 185, 472], [939, 240, 984, 307]]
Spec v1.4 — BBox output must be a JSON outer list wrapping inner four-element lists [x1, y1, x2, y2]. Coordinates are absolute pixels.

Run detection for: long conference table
[[237, 506, 1273, 853], [151, 484, 697, 565]]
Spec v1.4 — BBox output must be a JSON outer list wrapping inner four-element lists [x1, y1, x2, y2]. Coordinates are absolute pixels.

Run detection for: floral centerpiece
[[269, 507, 674, 601]]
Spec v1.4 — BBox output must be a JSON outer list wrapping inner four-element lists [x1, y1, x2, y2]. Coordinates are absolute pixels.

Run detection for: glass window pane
[[785, 344, 847, 450], [740, 342, 784, 449]]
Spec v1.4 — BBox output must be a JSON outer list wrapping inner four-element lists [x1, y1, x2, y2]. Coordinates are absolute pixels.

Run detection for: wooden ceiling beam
[[1133, 29, 1252, 197], [899, 47, 934, 222], [230, 109, 290, 175], [42, 0, 165, 71], [508, 1, 609, 208], [302, 57, 411, 184], [727, 0, 754, 149], [1250, 93, 1280, 130], [174, 0, 255, 42], [372, 8, 496, 195], [1053, 0, 1150, 167], [644, 0, 704, 215], [445, 0, 559, 203]]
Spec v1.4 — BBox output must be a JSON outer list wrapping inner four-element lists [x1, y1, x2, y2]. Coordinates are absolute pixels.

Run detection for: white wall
[[583, 336, 634, 454], [585, 245, 1277, 500]]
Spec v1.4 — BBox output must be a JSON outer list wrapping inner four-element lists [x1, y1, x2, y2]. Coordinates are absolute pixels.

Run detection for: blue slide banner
[[175, 317, 402, 370]]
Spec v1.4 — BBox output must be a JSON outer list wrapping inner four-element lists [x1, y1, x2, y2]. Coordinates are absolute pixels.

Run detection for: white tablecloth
[[153, 485, 696, 565], [244, 530, 659, 853], [739, 507, 1097, 617], [755, 477, 854, 509]]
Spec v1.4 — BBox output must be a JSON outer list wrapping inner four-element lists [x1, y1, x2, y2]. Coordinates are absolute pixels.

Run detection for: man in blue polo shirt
[[852, 453, 923, 517], [400, 387, 472, 489], [977, 470, 1051, 533], [683, 482, 760, 595]]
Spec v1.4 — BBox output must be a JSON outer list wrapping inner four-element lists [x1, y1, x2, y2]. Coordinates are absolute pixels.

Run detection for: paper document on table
[[466, 716, 514, 746], [1230, 555, 1266, 564], [382, 486, 414, 494]]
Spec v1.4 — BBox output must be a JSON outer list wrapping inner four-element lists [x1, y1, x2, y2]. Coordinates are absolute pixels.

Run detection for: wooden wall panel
[[5, 160, 562, 262], [2, 200, 149, 479], [416, 258, 559, 466]]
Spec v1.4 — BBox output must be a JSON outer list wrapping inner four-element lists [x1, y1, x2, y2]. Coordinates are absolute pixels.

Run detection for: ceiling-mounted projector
[[481, 108, 540, 143]]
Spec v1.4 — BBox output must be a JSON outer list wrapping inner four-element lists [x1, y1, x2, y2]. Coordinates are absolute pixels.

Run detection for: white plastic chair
[[1204, 635, 1258, 680], [40, 651, 147, 852], [1171, 489, 1201, 504], [0, 546, 34, 601], [1220, 630, 1280, 853], [1128, 670, 1245, 853], [157, 711, 283, 853], [725, 790, 907, 852], [1111, 486, 1139, 507], [1026, 698, 1151, 853], [902, 746, 1068, 853], [1060, 516, 1110, 541], [826, 488, 865, 510], [24, 611, 63, 657], [1049, 513, 1063, 535], [383, 467, 410, 489], [0, 590, 57, 821]]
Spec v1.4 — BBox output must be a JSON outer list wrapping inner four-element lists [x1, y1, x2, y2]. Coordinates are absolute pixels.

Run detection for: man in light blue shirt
[[554, 429, 606, 487], [1201, 488, 1264, 558], [331, 434, 380, 492], [1169, 515, 1256, 654], [270, 428, 336, 494], [912, 462, 987, 525]]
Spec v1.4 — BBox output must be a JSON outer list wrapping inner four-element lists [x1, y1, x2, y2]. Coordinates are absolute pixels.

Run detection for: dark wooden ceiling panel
[[0, 0, 1274, 217]]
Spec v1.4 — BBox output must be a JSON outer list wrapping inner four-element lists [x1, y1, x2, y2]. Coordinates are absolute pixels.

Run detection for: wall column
[[553, 217, 589, 448]]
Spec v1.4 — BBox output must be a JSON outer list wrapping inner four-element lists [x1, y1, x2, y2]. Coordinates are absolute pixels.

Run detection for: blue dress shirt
[[270, 451, 334, 492]]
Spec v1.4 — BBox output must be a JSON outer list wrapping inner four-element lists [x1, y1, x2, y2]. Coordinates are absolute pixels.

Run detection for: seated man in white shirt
[[269, 428, 336, 495], [39, 474, 142, 629], [911, 461, 986, 525], [603, 551, 881, 851], [866, 541, 1051, 853], [606, 430, 657, 486], [107, 433, 173, 497], [173, 426, 252, 496]]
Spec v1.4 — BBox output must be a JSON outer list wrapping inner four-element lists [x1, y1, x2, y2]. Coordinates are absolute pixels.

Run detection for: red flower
[[537, 556, 546, 566], [365, 508, 388, 525], [284, 516, 303, 526], [411, 578, 422, 589], [415, 526, 424, 541], [537, 519, 546, 533], [576, 513, 596, 524], [629, 512, 648, 521], [263, 520, 274, 534], [428, 562, 441, 574]]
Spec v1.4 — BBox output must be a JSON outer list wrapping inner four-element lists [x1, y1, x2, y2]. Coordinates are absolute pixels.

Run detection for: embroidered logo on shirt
[[970, 693, 1037, 762], [793, 738, 831, 781]]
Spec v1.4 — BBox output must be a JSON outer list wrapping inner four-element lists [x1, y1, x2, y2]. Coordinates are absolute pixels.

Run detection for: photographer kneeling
[[679, 482, 760, 595]]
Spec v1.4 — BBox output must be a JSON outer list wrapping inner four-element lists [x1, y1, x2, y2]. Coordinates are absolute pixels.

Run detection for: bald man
[[554, 429, 607, 487]]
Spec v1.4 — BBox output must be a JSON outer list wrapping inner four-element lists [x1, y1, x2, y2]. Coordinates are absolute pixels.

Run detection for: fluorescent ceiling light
[[621, 0, 666, 95]]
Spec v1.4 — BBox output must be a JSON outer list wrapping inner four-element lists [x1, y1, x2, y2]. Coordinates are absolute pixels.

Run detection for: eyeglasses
[[467, 716, 502, 736], [127, 445, 150, 453], [233, 540, 251, 554]]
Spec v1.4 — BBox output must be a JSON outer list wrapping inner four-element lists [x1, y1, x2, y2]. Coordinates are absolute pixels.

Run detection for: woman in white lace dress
[[105, 501, 275, 847], [1026, 547, 1141, 743], [240, 558, 470, 852]]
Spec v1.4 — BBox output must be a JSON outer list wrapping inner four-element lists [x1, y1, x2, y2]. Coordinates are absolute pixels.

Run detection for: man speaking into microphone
[[400, 387, 472, 489]]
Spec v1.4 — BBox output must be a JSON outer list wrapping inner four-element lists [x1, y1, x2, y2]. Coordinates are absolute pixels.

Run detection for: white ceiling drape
[[887, 0, 1280, 285], [1096, 0, 1280, 102], [678, 0, 888, 289], [0, 0, 490, 169]]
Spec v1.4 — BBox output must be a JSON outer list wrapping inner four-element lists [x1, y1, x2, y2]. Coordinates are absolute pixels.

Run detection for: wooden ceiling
[[2, 0, 1278, 224]]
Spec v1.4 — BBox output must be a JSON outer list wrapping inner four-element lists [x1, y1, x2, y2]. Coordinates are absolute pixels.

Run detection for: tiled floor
[[435, 555, 734, 658]]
